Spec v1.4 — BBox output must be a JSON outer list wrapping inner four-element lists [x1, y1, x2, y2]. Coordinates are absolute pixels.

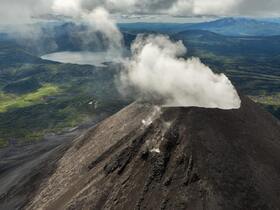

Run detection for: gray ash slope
[[24, 95, 280, 210]]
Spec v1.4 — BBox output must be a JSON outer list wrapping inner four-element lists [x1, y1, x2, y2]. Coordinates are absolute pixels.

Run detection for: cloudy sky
[[1, 0, 280, 24]]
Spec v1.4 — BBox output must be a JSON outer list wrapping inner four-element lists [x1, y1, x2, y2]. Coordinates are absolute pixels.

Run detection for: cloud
[[168, 0, 241, 16], [52, 0, 82, 17], [0, 0, 53, 24], [119, 35, 241, 109], [52, 0, 124, 54], [53, 0, 280, 16], [1, 0, 280, 25], [237, 0, 280, 16], [76, 0, 239, 16], [84, 7, 123, 51]]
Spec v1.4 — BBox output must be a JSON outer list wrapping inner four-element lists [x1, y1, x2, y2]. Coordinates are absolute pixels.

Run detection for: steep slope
[[25, 95, 280, 210], [0, 128, 88, 210]]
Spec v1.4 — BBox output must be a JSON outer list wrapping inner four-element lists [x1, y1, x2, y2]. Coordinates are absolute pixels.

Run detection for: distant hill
[[261, 18, 280, 24], [183, 17, 280, 36], [118, 22, 191, 34], [173, 30, 227, 44], [52, 22, 137, 52], [172, 30, 280, 57], [0, 42, 52, 65], [0, 33, 10, 41], [119, 18, 280, 37]]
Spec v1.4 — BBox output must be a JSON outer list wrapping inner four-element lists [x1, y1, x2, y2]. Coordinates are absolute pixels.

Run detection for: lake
[[41, 51, 122, 67]]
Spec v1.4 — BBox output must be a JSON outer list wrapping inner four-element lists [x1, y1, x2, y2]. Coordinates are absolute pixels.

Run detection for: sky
[[1, 0, 280, 24]]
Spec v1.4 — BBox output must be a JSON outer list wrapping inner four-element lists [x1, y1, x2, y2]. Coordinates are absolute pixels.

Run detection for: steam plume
[[52, 0, 123, 54], [120, 35, 241, 109]]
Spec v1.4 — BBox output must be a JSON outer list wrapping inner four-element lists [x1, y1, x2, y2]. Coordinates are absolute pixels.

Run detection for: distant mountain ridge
[[186, 17, 280, 36], [2, 17, 280, 56], [119, 17, 280, 36]]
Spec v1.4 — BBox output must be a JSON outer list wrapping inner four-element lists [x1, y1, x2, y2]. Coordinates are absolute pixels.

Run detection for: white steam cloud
[[52, 0, 123, 54], [120, 35, 241, 109]]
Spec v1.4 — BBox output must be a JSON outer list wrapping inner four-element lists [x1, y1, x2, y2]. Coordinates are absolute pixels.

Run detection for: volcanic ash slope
[[27, 95, 280, 210]]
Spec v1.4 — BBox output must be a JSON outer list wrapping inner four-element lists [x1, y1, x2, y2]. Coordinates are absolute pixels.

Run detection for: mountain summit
[[2, 95, 280, 210]]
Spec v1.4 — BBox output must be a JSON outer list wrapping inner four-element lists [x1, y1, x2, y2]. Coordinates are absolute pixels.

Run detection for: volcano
[[3, 95, 280, 210]]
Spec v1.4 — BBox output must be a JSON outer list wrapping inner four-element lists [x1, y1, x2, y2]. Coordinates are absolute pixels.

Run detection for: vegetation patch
[[0, 138, 8, 148], [250, 94, 280, 106], [250, 94, 280, 119], [0, 84, 60, 112]]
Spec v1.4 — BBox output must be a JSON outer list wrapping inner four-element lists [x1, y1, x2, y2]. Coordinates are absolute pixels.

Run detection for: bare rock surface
[[22, 95, 280, 210], [0, 95, 278, 210]]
